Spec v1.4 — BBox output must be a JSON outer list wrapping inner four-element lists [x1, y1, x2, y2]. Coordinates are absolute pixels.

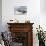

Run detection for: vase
[[39, 40, 45, 46]]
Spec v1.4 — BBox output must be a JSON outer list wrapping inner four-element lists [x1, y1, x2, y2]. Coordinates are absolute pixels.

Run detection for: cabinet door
[[11, 32, 28, 46]]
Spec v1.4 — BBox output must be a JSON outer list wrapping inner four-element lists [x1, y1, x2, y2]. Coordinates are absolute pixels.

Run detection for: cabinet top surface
[[7, 23, 34, 25]]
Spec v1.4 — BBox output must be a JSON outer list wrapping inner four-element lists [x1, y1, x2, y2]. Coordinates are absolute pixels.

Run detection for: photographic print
[[14, 6, 27, 15]]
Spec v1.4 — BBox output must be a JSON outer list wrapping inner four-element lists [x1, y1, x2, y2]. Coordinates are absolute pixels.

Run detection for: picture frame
[[14, 6, 27, 15]]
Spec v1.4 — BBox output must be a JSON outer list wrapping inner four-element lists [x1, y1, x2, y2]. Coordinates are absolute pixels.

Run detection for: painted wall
[[0, 0, 2, 32], [2, 0, 40, 31], [40, 0, 46, 13], [40, 0, 46, 31], [2, 0, 46, 46]]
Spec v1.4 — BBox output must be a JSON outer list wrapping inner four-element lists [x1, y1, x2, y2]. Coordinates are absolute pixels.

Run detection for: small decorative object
[[14, 19, 19, 23], [9, 19, 14, 23], [14, 6, 27, 15], [10, 20, 13, 21], [25, 20, 30, 23], [36, 25, 45, 46], [9, 19, 19, 23]]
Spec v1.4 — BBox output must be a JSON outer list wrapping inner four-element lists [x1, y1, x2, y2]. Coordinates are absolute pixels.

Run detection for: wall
[[40, 0, 46, 31], [2, 0, 40, 30], [2, 0, 46, 46], [40, 0, 46, 13], [0, 0, 2, 32]]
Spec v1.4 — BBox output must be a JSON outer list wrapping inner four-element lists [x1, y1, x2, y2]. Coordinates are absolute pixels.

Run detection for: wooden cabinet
[[7, 23, 34, 46]]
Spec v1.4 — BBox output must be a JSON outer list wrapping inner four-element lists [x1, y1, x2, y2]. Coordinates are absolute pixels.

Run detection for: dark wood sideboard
[[7, 23, 34, 46]]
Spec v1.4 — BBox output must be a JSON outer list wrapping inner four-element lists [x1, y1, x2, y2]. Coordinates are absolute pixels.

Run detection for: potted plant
[[36, 25, 45, 46]]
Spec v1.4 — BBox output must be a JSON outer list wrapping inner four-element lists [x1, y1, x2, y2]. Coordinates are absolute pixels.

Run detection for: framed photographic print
[[14, 6, 27, 15]]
